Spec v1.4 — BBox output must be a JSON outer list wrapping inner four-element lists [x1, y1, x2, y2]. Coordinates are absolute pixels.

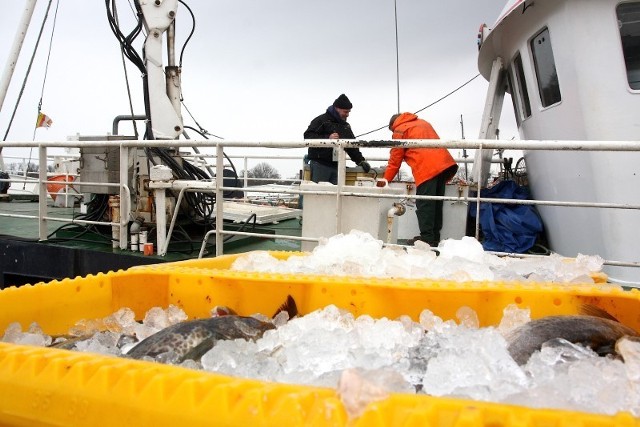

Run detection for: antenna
[[394, 0, 400, 113]]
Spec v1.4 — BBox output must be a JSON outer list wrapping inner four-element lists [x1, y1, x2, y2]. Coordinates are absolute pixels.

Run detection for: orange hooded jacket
[[383, 113, 458, 186]]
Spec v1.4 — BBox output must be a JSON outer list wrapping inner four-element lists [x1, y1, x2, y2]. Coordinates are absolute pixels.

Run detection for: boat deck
[[0, 199, 302, 288]]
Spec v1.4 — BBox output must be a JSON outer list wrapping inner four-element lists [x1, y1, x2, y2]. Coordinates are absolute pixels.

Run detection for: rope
[[112, 0, 139, 139], [177, 0, 196, 68], [393, 0, 400, 114], [182, 101, 224, 140], [413, 74, 481, 115], [355, 73, 482, 138], [2, 0, 55, 141], [23, 0, 60, 188], [32, 0, 60, 140]]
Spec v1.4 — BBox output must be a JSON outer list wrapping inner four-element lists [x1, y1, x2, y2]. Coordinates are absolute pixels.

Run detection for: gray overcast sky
[[0, 0, 517, 177]]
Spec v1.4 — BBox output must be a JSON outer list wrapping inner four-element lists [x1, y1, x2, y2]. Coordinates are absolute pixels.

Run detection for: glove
[[358, 160, 371, 173]]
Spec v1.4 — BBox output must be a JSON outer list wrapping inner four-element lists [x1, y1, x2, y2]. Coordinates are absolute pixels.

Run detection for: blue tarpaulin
[[469, 180, 543, 253]]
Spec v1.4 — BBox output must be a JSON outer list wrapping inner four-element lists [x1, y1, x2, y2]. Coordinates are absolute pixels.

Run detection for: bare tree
[[243, 162, 281, 186]]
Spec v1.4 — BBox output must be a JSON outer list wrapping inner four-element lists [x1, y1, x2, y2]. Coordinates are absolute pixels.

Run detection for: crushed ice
[[3, 302, 640, 417], [230, 230, 606, 283], [2, 232, 635, 418]]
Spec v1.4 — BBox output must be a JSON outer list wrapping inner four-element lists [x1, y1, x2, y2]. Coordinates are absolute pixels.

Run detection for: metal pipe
[[2, 136, 640, 273], [161, 186, 188, 256], [112, 115, 146, 135], [215, 144, 224, 256], [119, 145, 130, 249], [386, 202, 405, 243], [335, 146, 346, 234], [0, 0, 38, 112], [155, 187, 167, 255], [167, 20, 176, 67], [474, 143, 483, 240], [199, 229, 321, 258], [38, 146, 47, 240], [6, 138, 640, 151]]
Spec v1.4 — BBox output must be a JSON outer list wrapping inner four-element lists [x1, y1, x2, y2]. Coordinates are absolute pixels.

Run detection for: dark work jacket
[[303, 106, 365, 167]]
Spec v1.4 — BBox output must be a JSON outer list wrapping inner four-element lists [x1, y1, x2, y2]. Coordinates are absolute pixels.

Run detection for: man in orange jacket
[[382, 113, 458, 246]]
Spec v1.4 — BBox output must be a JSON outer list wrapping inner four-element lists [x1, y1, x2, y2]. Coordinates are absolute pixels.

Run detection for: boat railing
[[0, 138, 638, 273]]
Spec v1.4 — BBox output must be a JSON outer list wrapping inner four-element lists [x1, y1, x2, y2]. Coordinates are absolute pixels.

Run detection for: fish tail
[[273, 295, 298, 319], [579, 304, 619, 322]]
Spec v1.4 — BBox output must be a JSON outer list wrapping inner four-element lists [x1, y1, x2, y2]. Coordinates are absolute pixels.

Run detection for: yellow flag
[[36, 112, 53, 128]]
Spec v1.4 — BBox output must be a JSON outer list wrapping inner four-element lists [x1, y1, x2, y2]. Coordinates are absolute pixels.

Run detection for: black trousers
[[415, 172, 447, 244]]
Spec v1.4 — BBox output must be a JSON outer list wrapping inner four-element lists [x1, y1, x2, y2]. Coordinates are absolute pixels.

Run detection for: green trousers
[[415, 173, 447, 244]]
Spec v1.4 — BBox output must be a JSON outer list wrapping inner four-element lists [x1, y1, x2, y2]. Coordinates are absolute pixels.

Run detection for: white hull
[[478, 0, 640, 285], [526, 150, 640, 284]]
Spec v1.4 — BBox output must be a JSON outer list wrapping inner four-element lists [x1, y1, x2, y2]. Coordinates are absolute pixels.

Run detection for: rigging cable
[[355, 73, 482, 138], [177, 0, 196, 68], [413, 74, 481, 115], [32, 0, 60, 141], [182, 102, 224, 140], [105, 0, 234, 230], [176, 1, 232, 182], [2, 0, 56, 142], [393, 0, 400, 114], [183, 125, 240, 196], [112, 0, 140, 139], [23, 0, 61, 183], [105, 0, 151, 138]]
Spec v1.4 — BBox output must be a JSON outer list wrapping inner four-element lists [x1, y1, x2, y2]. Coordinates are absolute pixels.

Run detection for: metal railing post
[[474, 143, 483, 240], [243, 157, 249, 200], [38, 146, 47, 241], [119, 145, 129, 249], [336, 142, 346, 235], [0, 137, 638, 276], [215, 144, 225, 256]]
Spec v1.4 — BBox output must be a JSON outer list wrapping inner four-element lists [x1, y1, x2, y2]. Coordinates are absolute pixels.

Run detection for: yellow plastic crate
[[0, 259, 638, 427]]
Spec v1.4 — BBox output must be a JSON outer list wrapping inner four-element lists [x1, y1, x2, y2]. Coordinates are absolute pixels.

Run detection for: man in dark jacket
[[303, 94, 370, 184]]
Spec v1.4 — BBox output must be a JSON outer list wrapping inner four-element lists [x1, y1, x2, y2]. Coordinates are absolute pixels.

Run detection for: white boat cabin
[[477, 0, 640, 285]]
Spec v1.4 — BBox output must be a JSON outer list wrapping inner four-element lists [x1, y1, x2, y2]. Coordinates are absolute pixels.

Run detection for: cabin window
[[530, 28, 561, 107], [512, 53, 532, 119], [617, 2, 640, 90]]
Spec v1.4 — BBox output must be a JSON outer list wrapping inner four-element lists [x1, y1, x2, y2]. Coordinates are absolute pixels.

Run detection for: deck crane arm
[[138, 0, 183, 139]]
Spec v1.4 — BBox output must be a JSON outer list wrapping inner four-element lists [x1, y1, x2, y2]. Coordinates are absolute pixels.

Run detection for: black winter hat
[[333, 94, 353, 109]]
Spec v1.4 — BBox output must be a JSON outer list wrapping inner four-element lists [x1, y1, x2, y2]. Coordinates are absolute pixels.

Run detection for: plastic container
[[0, 258, 638, 426]]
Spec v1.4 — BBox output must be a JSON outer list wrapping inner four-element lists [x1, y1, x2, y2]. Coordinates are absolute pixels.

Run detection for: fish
[[211, 305, 238, 317], [505, 305, 639, 365], [49, 333, 139, 351], [49, 334, 92, 350], [125, 295, 297, 363]]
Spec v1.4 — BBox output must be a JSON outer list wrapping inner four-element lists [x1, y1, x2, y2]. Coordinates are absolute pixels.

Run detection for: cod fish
[[126, 295, 297, 363], [506, 305, 639, 365]]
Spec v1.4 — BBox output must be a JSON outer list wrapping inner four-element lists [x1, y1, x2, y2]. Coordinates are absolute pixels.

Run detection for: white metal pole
[[119, 146, 129, 249], [335, 144, 346, 234], [0, 0, 38, 112], [155, 187, 167, 255], [38, 145, 47, 240], [215, 144, 225, 256]]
